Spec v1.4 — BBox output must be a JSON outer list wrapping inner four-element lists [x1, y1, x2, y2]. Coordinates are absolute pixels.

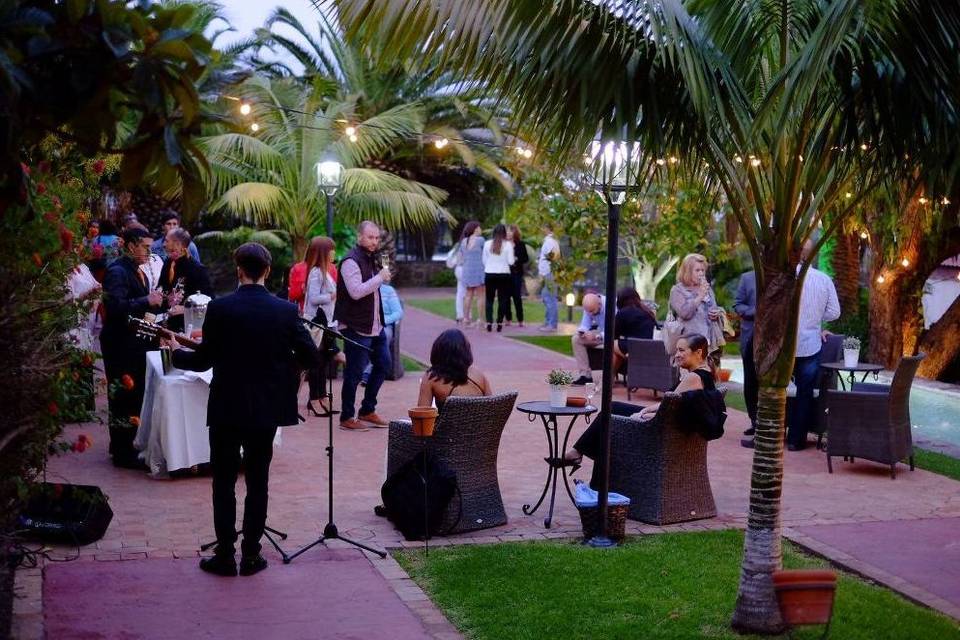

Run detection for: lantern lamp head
[[316, 155, 344, 196], [586, 139, 638, 205]]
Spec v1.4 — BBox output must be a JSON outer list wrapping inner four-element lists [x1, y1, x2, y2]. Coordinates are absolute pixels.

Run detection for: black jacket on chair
[[172, 284, 319, 429]]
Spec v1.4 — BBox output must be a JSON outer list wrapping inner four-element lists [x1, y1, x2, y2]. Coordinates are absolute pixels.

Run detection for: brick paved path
[[12, 295, 960, 637]]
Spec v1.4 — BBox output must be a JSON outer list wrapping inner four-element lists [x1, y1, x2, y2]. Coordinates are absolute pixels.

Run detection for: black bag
[[380, 453, 460, 541], [17, 483, 113, 546], [679, 388, 727, 441]]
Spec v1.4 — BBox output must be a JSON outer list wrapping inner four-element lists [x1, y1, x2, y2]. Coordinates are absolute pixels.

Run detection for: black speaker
[[17, 483, 113, 546]]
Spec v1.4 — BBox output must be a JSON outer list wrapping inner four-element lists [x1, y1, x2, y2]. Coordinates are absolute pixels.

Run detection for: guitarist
[[101, 227, 163, 469], [164, 243, 318, 577]]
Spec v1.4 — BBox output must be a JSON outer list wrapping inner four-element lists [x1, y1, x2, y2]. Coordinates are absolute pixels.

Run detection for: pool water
[[720, 357, 960, 452]]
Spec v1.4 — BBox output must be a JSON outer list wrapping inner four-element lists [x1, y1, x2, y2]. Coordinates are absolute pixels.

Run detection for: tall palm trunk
[[731, 266, 801, 635], [831, 231, 861, 319], [917, 295, 960, 379]]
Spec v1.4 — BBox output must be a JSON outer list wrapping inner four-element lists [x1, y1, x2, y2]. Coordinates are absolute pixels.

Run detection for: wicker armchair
[[607, 390, 721, 525], [825, 353, 924, 479], [386, 392, 518, 534], [625, 338, 680, 400]]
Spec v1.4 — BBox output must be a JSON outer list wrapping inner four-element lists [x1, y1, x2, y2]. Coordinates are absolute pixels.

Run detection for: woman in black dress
[[612, 286, 657, 372], [504, 224, 529, 326]]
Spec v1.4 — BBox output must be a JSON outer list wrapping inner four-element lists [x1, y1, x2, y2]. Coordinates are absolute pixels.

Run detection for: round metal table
[[820, 361, 883, 390], [516, 401, 597, 528]]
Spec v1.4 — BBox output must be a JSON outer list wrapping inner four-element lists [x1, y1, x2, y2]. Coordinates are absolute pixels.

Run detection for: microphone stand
[[281, 318, 387, 562]]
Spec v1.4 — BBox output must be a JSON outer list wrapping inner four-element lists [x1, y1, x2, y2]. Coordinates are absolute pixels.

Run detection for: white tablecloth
[[134, 351, 283, 478], [135, 351, 213, 478]]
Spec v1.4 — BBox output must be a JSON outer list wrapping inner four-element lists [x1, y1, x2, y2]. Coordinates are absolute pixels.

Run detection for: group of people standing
[[451, 221, 530, 331]]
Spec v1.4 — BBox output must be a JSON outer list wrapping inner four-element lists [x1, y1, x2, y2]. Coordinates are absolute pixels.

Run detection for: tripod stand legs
[[200, 524, 288, 554], [283, 522, 386, 563]]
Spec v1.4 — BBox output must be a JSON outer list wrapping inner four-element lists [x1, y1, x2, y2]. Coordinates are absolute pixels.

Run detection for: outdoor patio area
[[12, 302, 960, 639]]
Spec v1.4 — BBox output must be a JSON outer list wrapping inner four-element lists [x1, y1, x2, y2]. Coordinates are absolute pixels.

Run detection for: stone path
[[12, 293, 960, 638]]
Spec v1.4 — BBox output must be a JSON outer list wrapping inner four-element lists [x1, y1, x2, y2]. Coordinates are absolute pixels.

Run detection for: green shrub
[[429, 268, 458, 287]]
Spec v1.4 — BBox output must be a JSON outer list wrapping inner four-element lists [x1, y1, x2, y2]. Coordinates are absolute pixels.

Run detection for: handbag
[[445, 244, 462, 269], [662, 309, 685, 354]]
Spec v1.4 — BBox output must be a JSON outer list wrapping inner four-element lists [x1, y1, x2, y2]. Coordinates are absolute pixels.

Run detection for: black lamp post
[[585, 139, 637, 548], [316, 153, 344, 237]]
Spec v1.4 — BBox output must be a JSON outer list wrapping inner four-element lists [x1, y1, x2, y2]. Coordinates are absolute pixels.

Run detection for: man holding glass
[[334, 221, 393, 431]]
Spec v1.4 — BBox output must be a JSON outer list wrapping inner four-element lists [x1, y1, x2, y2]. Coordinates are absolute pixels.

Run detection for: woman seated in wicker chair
[[555, 333, 716, 473], [418, 328, 493, 410]]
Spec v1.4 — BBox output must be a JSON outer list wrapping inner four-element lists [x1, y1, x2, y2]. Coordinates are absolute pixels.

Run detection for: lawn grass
[[914, 448, 960, 483], [406, 297, 556, 326], [509, 334, 573, 357], [396, 530, 959, 640], [401, 355, 427, 372]]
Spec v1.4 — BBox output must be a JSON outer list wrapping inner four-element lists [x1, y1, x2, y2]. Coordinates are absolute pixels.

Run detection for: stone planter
[[549, 384, 569, 408], [843, 348, 860, 368]]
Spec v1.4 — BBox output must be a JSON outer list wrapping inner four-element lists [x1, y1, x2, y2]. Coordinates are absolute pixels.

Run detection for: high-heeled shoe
[[544, 455, 582, 475], [306, 401, 332, 418], [496, 323, 503, 332], [486, 323, 493, 332]]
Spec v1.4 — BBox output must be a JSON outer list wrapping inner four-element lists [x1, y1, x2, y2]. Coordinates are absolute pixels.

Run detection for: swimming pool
[[720, 357, 960, 454]]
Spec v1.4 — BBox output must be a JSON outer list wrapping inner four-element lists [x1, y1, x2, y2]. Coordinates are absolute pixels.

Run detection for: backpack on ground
[[380, 452, 460, 541]]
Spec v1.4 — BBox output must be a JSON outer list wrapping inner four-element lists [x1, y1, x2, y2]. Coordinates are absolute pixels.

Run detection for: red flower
[[51, 195, 62, 209], [129, 416, 141, 427], [47, 401, 58, 416], [38, 160, 51, 174], [43, 211, 58, 223], [31, 253, 43, 268], [92, 160, 106, 175], [120, 374, 135, 390], [59, 226, 74, 252], [36, 182, 46, 194], [73, 434, 93, 453]]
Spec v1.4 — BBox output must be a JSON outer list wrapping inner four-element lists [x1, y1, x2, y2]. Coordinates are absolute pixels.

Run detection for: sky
[[216, 0, 321, 46]]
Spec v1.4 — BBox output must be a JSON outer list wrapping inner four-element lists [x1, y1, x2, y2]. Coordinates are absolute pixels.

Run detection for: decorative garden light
[[584, 136, 639, 548], [943, 197, 952, 206], [250, 123, 260, 132], [239, 103, 251, 116], [316, 153, 344, 236], [901, 257, 910, 268], [565, 292, 575, 322]]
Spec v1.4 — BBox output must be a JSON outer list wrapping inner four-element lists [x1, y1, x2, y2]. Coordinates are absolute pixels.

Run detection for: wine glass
[[584, 382, 597, 408]]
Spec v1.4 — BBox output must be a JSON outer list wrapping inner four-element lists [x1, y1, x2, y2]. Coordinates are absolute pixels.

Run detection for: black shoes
[[486, 323, 493, 332], [743, 427, 755, 436], [787, 443, 807, 452], [199, 554, 237, 577], [572, 375, 593, 386], [740, 438, 755, 449], [239, 554, 268, 576], [496, 323, 503, 332]]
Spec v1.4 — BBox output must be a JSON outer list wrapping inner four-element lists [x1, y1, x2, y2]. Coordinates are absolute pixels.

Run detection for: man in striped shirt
[[788, 240, 841, 451]]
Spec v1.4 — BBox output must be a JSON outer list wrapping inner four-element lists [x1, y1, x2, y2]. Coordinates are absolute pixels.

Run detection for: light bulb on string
[[239, 103, 251, 116], [733, 155, 743, 163], [348, 133, 358, 143], [250, 122, 259, 132], [901, 257, 910, 268], [919, 197, 929, 205], [860, 143, 869, 151], [845, 192, 852, 199], [860, 231, 869, 239], [433, 137, 449, 149], [943, 197, 951, 205], [345, 125, 356, 137], [522, 148, 533, 159], [876, 274, 886, 284], [655, 158, 666, 166], [750, 157, 761, 167], [668, 156, 679, 164]]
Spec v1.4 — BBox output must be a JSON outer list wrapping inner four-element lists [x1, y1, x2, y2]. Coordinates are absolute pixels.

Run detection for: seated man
[[571, 293, 607, 385]]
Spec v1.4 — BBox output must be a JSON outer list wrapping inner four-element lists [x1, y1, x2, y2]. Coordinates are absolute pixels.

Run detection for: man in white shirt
[[571, 293, 607, 385], [538, 224, 560, 332], [788, 240, 841, 451]]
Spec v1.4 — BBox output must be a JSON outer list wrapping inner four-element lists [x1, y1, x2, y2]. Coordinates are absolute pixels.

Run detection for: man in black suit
[[734, 270, 758, 446], [157, 227, 212, 332], [168, 243, 318, 577], [101, 227, 163, 468]]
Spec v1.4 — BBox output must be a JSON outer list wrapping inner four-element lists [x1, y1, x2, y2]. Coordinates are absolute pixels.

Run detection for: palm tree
[[201, 75, 450, 258], [331, 0, 960, 633]]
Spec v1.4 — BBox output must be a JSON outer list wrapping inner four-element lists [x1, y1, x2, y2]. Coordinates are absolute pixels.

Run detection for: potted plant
[[772, 569, 837, 629], [842, 336, 861, 368], [546, 369, 574, 407]]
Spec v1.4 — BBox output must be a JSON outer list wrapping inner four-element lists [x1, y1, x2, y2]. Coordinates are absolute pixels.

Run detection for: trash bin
[[573, 480, 630, 542]]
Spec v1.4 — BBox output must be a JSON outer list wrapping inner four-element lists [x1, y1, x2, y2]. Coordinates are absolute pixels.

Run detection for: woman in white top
[[481, 223, 515, 332], [303, 236, 339, 416]]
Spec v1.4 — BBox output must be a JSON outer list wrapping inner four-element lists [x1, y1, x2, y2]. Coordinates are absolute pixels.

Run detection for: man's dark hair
[[160, 210, 181, 225], [427, 329, 473, 386], [234, 242, 272, 280], [120, 227, 151, 246], [168, 227, 191, 248]]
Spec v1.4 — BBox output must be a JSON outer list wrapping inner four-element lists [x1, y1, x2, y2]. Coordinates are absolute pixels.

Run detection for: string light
[[750, 157, 761, 167], [901, 257, 910, 268], [433, 137, 449, 149], [943, 197, 951, 205], [845, 192, 852, 199], [919, 197, 928, 205], [239, 103, 251, 116], [876, 274, 886, 284], [655, 158, 666, 166], [734, 155, 743, 163], [860, 231, 869, 239], [798, 154, 804, 162], [348, 133, 358, 142], [860, 143, 869, 151], [345, 125, 356, 137], [250, 123, 259, 132], [523, 148, 533, 158], [668, 156, 679, 164]]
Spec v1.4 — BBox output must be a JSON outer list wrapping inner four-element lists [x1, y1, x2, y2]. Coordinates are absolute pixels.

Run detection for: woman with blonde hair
[[668, 253, 725, 366]]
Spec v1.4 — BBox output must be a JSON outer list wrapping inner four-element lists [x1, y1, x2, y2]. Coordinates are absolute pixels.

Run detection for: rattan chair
[[607, 390, 721, 525], [825, 353, 924, 479], [625, 338, 680, 400], [386, 391, 518, 534]]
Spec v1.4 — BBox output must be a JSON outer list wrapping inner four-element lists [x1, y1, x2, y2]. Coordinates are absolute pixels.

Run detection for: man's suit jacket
[[172, 285, 318, 429], [101, 255, 154, 357], [733, 271, 757, 349], [158, 255, 213, 299]]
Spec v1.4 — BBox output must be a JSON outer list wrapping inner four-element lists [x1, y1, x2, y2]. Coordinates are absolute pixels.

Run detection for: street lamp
[[584, 138, 639, 548], [565, 292, 576, 323], [316, 153, 344, 237]]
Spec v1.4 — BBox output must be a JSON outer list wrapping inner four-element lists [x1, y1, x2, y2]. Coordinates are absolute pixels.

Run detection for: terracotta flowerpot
[[408, 406, 439, 437], [718, 368, 733, 382], [772, 569, 837, 627]]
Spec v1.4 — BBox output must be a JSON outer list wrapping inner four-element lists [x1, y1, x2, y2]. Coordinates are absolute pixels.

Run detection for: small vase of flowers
[[546, 369, 574, 408], [842, 336, 861, 368]]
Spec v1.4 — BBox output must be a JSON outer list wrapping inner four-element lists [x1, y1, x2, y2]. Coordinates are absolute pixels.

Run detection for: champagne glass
[[584, 382, 597, 407]]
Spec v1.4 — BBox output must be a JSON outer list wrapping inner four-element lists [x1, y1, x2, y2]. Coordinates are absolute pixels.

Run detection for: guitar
[[128, 316, 202, 350]]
